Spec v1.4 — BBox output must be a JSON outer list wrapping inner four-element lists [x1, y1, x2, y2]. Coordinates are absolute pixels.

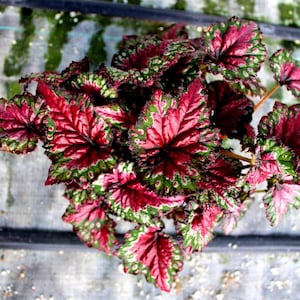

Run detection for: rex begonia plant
[[1, 16, 300, 291]]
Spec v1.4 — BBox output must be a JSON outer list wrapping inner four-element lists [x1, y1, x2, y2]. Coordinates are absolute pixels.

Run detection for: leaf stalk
[[220, 149, 255, 166], [254, 84, 281, 112]]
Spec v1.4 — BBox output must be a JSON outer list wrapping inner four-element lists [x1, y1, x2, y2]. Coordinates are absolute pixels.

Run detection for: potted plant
[[1, 16, 300, 292]]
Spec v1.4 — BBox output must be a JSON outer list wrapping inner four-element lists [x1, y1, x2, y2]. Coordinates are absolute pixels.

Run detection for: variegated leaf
[[38, 82, 116, 184], [263, 175, 300, 226], [93, 162, 185, 225], [118, 225, 183, 292], [0, 93, 46, 153], [270, 49, 300, 97], [204, 16, 266, 81], [130, 79, 220, 194], [180, 204, 223, 253]]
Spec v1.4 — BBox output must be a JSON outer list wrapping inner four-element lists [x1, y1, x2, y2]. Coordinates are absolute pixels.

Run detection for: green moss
[[203, 0, 229, 16], [4, 8, 35, 77], [86, 16, 111, 67], [44, 12, 85, 71], [237, 0, 255, 18], [87, 28, 107, 68], [5, 81, 22, 99], [171, 0, 187, 11], [278, 3, 296, 26]]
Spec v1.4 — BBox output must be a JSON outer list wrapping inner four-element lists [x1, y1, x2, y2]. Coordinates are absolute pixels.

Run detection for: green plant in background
[[3, 8, 35, 76], [44, 11, 86, 71], [237, 0, 255, 18], [203, 0, 229, 16]]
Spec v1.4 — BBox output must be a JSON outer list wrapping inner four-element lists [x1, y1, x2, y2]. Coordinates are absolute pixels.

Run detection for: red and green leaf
[[130, 79, 220, 194], [270, 49, 300, 97], [180, 204, 223, 253], [230, 78, 266, 97], [247, 152, 282, 185], [94, 104, 135, 129], [263, 175, 300, 226], [112, 38, 193, 86], [64, 182, 100, 205], [70, 72, 119, 104], [119, 225, 183, 292], [204, 16, 266, 81], [221, 197, 253, 234], [248, 139, 296, 188], [258, 101, 300, 157], [63, 201, 119, 254], [0, 93, 46, 153], [93, 162, 185, 225], [38, 82, 116, 184], [20, 57, 90, 89]]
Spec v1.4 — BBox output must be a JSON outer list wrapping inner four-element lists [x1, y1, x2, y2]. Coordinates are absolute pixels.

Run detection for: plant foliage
[[1, 16, 300, 291]]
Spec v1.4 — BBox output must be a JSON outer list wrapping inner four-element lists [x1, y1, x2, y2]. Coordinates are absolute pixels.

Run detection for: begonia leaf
[[20, 57, 90, 89], [111, 38, 193, 86], [221, 197, 253, 235], [64, 182, 100, 205], [130, 79, 220, 194], [207, 81, 255, 146], [263, 175, 300, 226], [230, 78, 266, 97], [38, 82, 115, 184], [94, 104, 135, 129], [119, 225, 183, 292], [270, 49, 300, 97], [247, 151, 282, 186], [258, 101, 300, 157], [197, 157, 244, 210], [248, 138, 296, 187], [63, 201, 119, 255], [70, 72, 119, 105], [204, 16, 266, 81], [93, 162, 185, 225], [180, 204, 223, 253], [0, 93, 46, 153]]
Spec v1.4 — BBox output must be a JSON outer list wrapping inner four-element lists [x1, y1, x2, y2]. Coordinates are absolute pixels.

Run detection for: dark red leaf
[[208, 81, 255, 145], [70, 72, 119, 105], [111, 38, 193, 86]]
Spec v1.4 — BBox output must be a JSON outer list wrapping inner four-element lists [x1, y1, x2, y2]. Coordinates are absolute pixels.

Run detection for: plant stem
[[254, 84, 281, 112], [254, 189, 267, 193], [220, 149, 255, 165]]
